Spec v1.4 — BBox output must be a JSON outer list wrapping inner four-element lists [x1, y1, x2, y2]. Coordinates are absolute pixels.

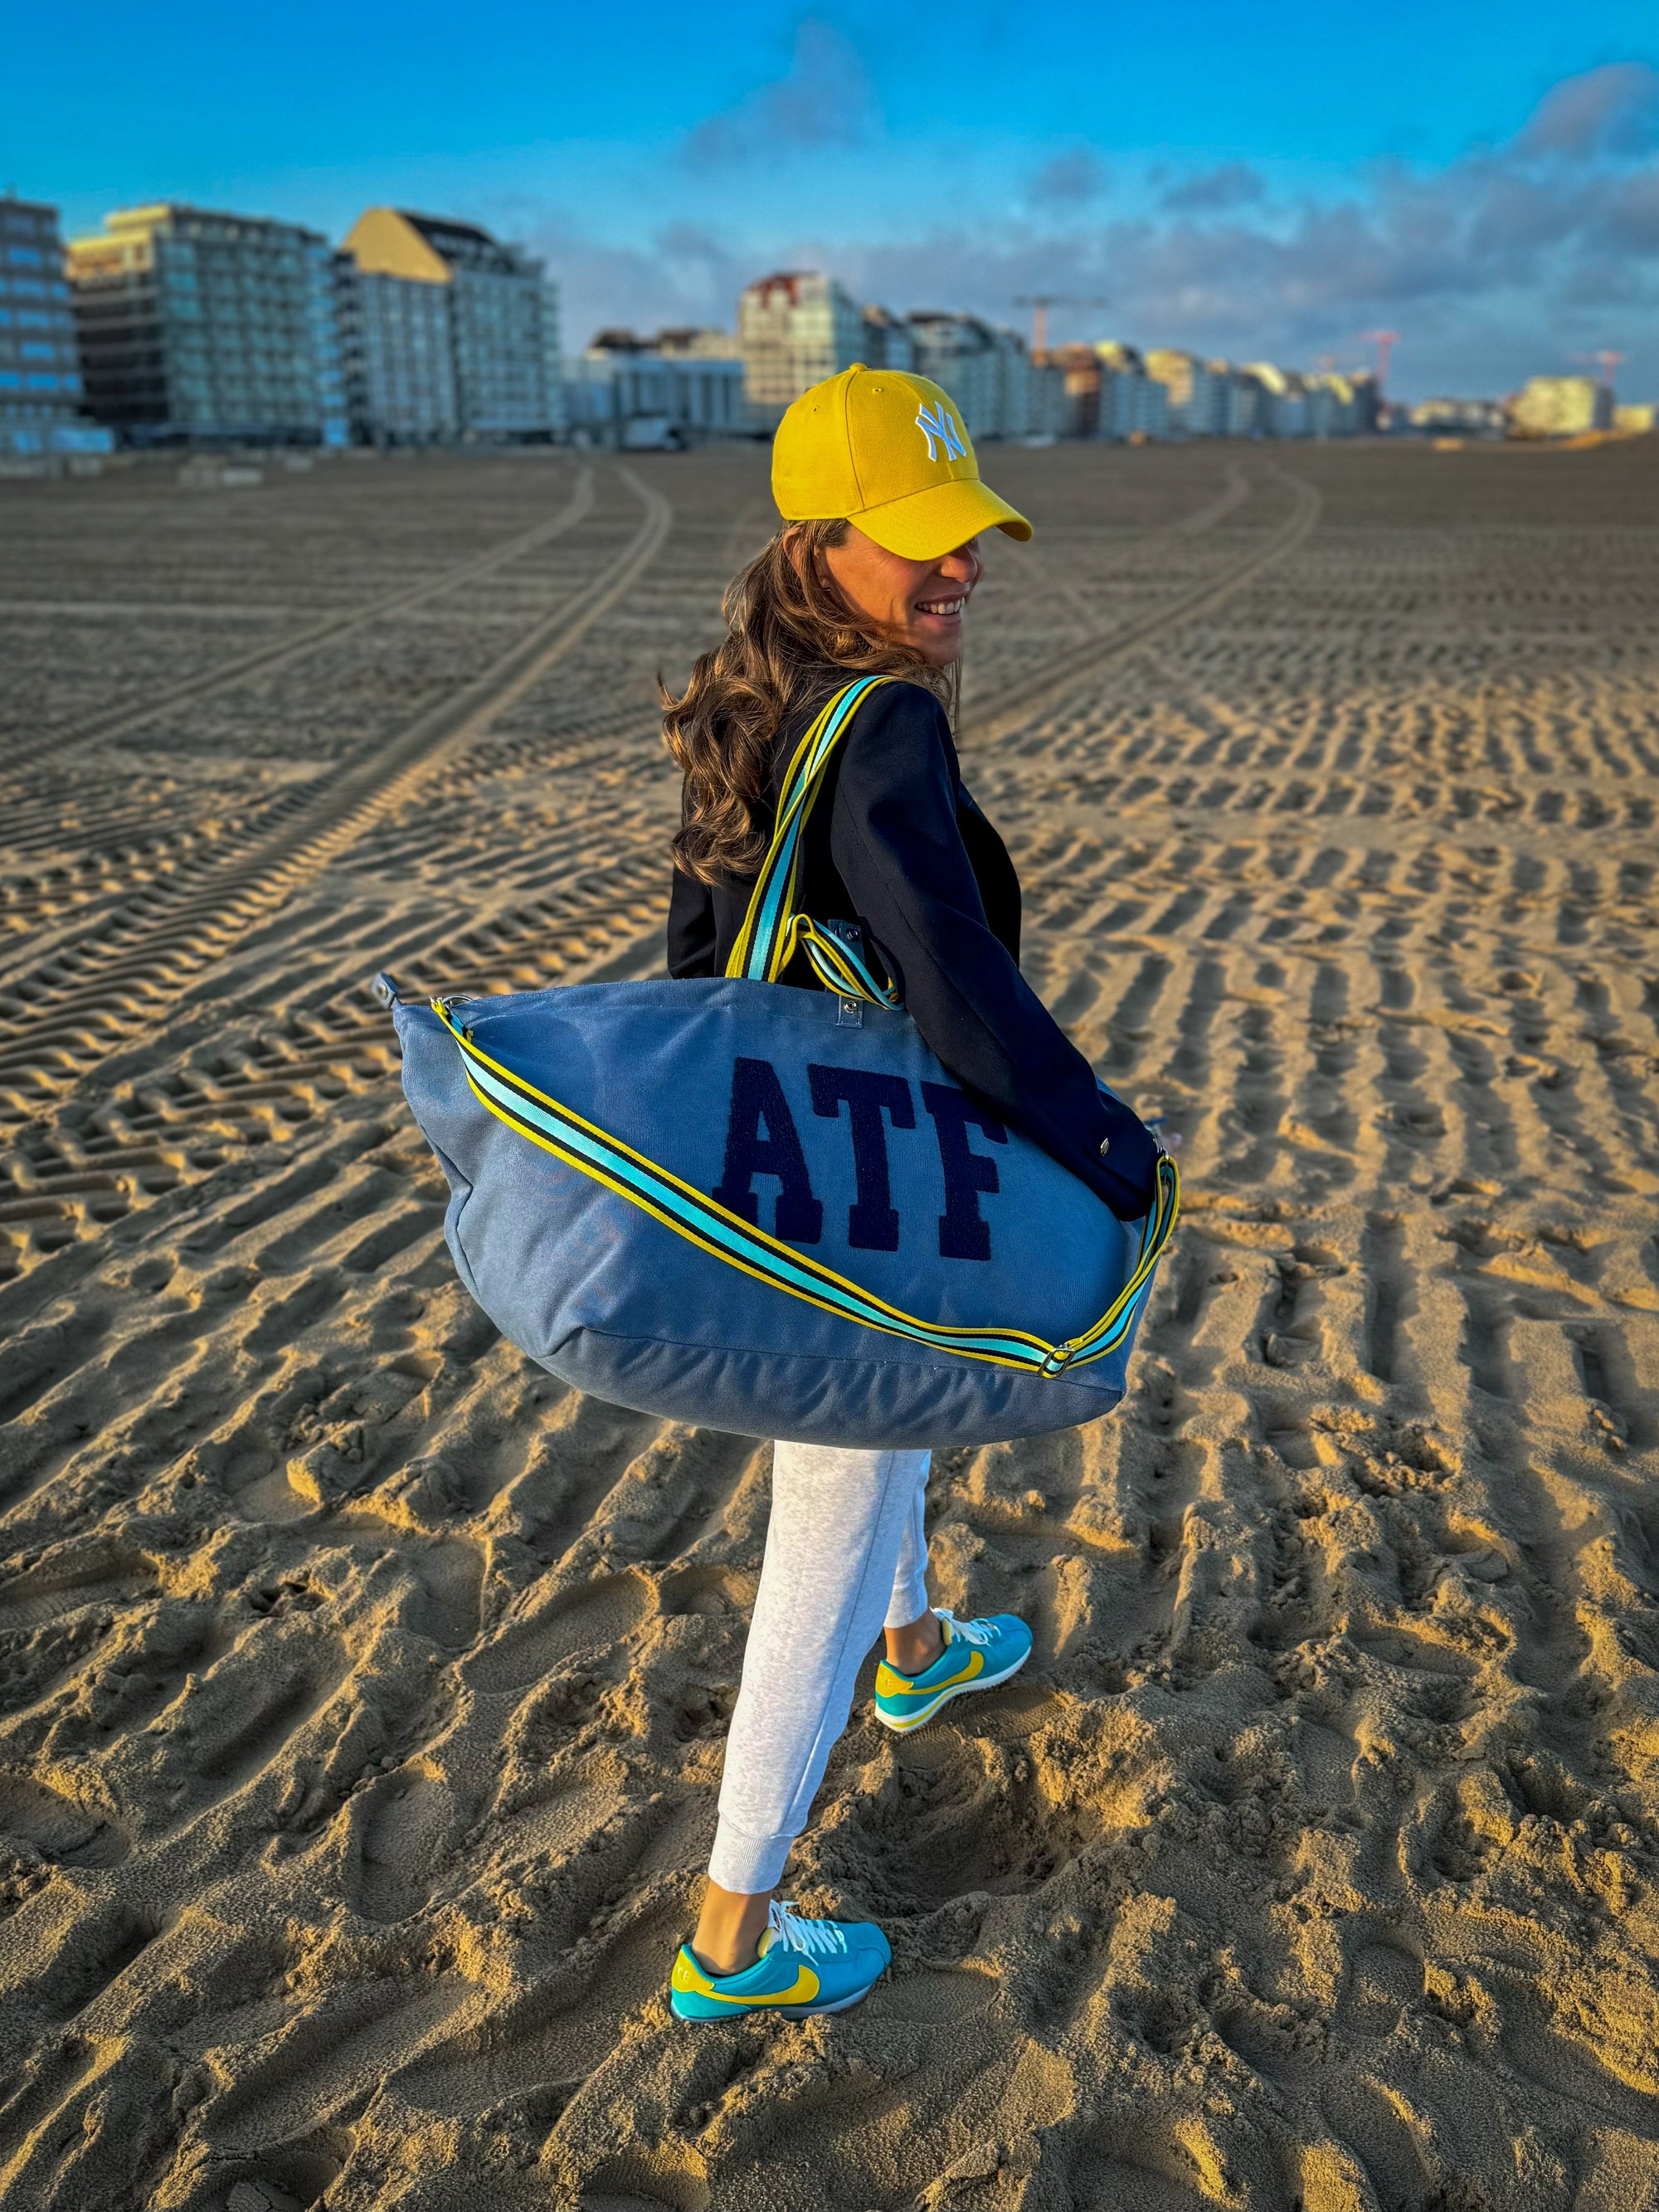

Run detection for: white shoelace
[[766, 1901, 847, 1958], [937, 1608, 993, 1648]]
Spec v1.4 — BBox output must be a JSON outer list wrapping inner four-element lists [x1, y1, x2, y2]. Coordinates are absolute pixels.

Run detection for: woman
[[662, 365, 1157, 2020]]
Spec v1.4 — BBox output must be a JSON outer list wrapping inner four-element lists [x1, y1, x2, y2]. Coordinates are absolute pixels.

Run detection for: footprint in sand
[[464, 1570, 651, 1695], [0, 1769, 129, 1868]]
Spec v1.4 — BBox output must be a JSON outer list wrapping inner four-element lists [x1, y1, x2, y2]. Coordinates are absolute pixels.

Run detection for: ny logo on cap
[[915, 402, 965, 463]]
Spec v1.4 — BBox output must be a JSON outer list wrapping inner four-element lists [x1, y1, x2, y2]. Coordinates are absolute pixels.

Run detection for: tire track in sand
[[2, 465, 597, 773], [0, 468, 672, 1123]]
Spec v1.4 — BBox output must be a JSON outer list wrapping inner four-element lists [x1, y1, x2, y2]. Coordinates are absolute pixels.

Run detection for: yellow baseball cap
[[772, 364, 1033, 559]]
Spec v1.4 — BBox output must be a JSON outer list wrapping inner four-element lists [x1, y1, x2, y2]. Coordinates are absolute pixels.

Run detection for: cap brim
[[849, 475, 1033, 559]]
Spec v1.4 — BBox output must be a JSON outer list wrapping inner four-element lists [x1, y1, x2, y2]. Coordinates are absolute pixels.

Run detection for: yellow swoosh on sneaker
[[877, 1649, 984, 1700], [672, 1950, 820, 2006]]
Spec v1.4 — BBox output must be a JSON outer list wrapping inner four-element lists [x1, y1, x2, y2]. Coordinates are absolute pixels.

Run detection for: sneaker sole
[[873, 1646, 1030, 1733], [670, 1981, 883, 2021]]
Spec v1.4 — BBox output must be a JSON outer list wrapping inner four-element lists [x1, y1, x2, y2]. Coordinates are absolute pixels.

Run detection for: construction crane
[[1360, 330, 1400, 387], [1013, 295, 1111, 355], [1573, 348, 1626, 387]]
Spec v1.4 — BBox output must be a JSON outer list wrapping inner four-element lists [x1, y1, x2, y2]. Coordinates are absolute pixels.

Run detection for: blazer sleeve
[[667, 865, 718, 979], [830, 682, 1157, 1218]]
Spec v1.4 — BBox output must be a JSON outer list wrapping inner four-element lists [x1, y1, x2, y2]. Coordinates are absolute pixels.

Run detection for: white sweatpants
[[708, 1442, 932, 1894]]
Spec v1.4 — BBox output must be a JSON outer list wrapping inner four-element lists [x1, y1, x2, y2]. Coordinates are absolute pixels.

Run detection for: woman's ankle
[[884, 1606, 944, 1676], [693, 1879, 774, 1976]]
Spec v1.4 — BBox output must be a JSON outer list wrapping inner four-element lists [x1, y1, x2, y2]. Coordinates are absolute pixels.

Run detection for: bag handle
[[431, 999, 1179, 1380], [722, 675, 901, 1006]]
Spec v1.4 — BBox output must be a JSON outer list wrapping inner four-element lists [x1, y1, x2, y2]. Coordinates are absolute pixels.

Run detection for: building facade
[[1096, 344, 1170, 441], [66, 204, 347, 446], [0, 195, 102, 456], [335, 257, 459, 445], [652, 327, 745, 361], [1043, 344, 1102, 438], [569, 333, 747, 446], [859, 304, 915, 373], [1304, 372, 1370, 437], [1144, 348, 1233, 437], [898, 314, 1063, 440], [1511, 375, 1613, 437], [1243, 363, 1307, 437], [1408, 396, 1506, 436], [904, 314, 1000, 438], [343, 210, 562, 441], [990, 327, 1066, 438], [738, 272, 863, 427]]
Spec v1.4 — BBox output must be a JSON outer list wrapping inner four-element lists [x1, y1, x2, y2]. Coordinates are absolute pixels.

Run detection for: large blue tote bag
[[384, 677, 1178, 1448]]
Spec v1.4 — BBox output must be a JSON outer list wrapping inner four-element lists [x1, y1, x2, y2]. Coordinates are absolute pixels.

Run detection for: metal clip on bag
[[384, 676, 1179, 1447]]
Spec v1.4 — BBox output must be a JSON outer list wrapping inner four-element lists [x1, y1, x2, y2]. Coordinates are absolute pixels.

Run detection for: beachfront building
[[651, 326, 745, 361], [569, 331, 747, 446], [992, 327, 1067, 439], [1145, 348, 1236, 437], [1214, 367, 1262, 437], [860, 304, 915, 373], [0, 194, 107, 458], [1244, 363, 1311, 438], [1041, 344, 1102, 438], [903, 314, 1066, 441], [1408, 396, 1506, 437], [904, 313, 1001, 439], [1302, 372, 1374, 437], [1510, 375, 1612, 438], [333, 252, 459, 445], [738, 271, 863, 429], [1096, 343, 1170, 441], [343, 211, 562, 441], [66, 204, 348, 447]]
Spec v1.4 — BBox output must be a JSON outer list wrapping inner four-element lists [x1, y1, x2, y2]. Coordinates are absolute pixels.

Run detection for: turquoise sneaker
[[873, 1608, 1032, 1733], [669, 1900, 891, 2020]]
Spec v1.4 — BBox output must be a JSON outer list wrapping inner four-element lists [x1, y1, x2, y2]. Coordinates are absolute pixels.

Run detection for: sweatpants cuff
[[885, 1576, 931, 1630], [708, 1817, 795, 1896]]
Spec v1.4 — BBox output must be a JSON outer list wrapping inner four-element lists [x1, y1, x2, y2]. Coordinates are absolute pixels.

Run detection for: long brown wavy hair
[[662, 521, 956, 884]]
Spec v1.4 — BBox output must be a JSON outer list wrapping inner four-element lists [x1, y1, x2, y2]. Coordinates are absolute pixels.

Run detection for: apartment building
[[993, 329, 1067, 439], [904, 313, 1001, 439], [888, 313, 1066, 441], [859, 304, 915, 373], [334, 255, 459, 444], [570, 330, 747, 446], [651, 327, 745, 360], [0, 194, 104, 456], [1145, 348, 1236, 437], [1305, 372, 1374, 437], [1243, 363, 1311, 437], [66, 204, 347, 446], [738, 272, 864, 427], [343, 210, 562, 440], [1511, 375, 1613, 437], [1408, 396, 1507, 437], [1095, 344, 1170, 441]]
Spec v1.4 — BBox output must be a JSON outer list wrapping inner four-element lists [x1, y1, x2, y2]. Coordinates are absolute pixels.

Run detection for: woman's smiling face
[[817, 525, 985, 667]]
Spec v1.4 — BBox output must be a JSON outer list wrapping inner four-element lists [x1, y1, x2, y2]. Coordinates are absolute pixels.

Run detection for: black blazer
[[667, 680, 1157, 1219]]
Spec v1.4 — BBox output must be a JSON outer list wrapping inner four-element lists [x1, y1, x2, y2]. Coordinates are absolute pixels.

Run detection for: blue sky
[[12, 1, 1658, 396]]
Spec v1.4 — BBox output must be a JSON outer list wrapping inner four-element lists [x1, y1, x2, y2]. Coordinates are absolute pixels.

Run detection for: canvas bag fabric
[[387, 680, 1176, 1448]]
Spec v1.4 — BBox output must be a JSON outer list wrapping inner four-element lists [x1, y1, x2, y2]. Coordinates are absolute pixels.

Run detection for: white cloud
[[679, 21, 878, 170]]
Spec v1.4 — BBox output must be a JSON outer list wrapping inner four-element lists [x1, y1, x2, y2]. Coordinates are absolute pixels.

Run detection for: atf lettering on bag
[[712, 1056, 1005, 1261]]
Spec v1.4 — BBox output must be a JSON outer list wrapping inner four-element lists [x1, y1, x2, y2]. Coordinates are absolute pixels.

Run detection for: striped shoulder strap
[[433, 999, 1179, 1380], [722, 675, 901, 1007]]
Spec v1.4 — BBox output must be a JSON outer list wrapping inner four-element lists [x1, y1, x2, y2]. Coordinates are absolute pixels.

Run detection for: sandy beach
[[2, 435, 1657, 2210]]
